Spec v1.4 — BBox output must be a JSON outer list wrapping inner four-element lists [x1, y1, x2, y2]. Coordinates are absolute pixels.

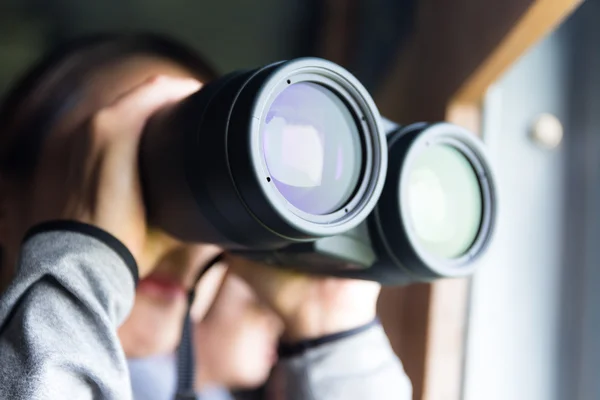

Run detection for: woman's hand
[[30, 76, 201, 277], [225, 255, 381, 342]]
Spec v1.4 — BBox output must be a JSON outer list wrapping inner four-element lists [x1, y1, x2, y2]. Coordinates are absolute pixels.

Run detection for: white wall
[[462, 19, 570, 400]]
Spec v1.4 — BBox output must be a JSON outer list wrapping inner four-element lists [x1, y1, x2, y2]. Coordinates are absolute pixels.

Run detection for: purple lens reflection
[[262, 82, 362, 215]]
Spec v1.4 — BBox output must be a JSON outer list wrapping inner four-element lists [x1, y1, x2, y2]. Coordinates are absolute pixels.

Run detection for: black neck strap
[[175, 252, 224, 398]]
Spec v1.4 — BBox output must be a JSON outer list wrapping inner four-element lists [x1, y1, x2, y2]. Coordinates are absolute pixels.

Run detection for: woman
[[0, 33, 412, 400]]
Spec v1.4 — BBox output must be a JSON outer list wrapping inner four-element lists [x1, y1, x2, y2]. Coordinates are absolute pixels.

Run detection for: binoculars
[[141, 58, 497, 285]]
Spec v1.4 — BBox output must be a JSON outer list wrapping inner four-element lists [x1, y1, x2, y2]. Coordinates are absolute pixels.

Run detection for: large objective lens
[[142, 58, 386, 248], [262, 82, 362, 215], [406, 145, 482, 259]]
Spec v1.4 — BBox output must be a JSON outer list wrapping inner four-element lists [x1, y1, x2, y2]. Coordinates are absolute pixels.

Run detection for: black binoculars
[[141, 58, 497, 285]]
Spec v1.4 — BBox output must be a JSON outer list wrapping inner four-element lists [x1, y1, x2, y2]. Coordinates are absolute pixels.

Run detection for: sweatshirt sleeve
[[0, 221, 138, 400], [274, 322, 413, 400]]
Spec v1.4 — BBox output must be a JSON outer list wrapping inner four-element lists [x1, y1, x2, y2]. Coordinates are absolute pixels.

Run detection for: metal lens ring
[[249, 58, 387, 236], [398, 123, 496, 277]]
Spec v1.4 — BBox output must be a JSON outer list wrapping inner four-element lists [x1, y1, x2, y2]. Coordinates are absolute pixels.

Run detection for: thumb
[[190, 263, 228, 322]]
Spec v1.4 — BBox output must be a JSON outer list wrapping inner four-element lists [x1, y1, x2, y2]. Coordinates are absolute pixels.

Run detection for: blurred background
[[0, 0, 597, 399], [0, 0, 415, 94]]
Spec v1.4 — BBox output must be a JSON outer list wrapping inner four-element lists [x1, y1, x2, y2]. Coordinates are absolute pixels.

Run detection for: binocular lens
[[142, 58, 387, 248], [407, 144, 483, 259], [262, 82, 362, 215]]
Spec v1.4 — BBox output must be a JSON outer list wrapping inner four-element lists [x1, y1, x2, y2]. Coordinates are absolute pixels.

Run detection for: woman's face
[[194, 272, 284, 390]]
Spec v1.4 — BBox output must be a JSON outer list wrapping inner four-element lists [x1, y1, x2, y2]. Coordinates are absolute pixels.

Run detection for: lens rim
[[372, 122, 496, 280], [246, 58, 387, 236]]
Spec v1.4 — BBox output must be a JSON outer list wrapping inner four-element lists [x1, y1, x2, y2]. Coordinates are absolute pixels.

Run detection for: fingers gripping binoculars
[[142, 58, 497, 285]]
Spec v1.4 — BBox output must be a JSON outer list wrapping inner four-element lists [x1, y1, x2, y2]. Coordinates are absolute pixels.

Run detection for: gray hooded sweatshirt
[[0, 222, 412, 399]]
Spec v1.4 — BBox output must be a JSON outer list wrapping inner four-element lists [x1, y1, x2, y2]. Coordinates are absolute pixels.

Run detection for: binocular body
[[141, 58, 497, 285]]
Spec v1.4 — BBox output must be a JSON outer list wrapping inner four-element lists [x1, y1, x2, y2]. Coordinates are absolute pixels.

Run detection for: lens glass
[[262, 82, 362, 215], [406, 145, 482, 259]]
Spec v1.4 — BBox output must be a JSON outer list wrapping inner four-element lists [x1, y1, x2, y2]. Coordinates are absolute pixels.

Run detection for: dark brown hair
[[0, 33, 219, 180]]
